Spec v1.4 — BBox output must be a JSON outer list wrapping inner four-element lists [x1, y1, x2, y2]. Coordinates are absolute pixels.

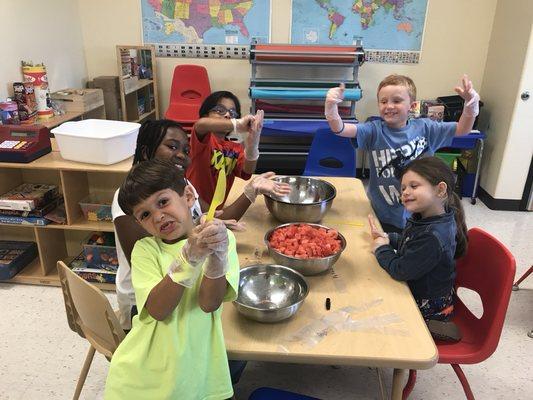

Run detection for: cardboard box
[[122, 75, 139, 94], [91, 76, 121, 120], [51, 88, 104, 113]]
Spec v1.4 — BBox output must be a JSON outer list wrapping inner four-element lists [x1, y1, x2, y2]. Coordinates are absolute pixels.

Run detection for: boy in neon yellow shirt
[[105, 158, 239, 400]]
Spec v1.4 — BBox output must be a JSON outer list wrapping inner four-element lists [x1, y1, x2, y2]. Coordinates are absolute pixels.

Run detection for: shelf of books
[[0, 144, 129, 291]]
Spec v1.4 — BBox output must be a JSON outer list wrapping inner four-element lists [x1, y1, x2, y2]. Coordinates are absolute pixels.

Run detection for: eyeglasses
[[378, 139, 428, 180], [209, 105, 238, 118]]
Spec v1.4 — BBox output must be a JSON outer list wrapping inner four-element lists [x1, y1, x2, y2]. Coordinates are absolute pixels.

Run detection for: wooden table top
[[223, 177, 438, 370]]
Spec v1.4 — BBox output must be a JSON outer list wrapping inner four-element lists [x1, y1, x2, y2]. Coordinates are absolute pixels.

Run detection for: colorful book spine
[[0, 215, 51, 226]]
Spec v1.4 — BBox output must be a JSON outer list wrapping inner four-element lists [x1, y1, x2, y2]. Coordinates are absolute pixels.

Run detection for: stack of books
[[0, 183, 62, 226]]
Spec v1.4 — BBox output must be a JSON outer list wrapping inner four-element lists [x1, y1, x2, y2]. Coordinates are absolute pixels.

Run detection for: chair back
[[454, 228, 515, 360], [303, 128, 356, 177], [165, 65, 211, 123], [57, 261, 125, 358]]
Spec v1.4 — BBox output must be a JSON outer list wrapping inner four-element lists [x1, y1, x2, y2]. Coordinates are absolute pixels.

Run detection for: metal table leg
[[471, 138, 484, 205], [391, 368, 406, 400]]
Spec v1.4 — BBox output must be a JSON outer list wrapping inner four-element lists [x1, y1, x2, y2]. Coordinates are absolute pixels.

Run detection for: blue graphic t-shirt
[[356, 118, 456, 228]]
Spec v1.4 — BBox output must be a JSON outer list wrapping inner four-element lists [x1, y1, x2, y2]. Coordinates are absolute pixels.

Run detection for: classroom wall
[[78, 0, 497, 119], [0, 0, 87, 100], [479, 0, 533, 200]]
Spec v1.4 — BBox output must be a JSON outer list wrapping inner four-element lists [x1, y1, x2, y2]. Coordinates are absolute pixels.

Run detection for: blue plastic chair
[[303, 128, 356, 177], [248, 387, 320, 400]]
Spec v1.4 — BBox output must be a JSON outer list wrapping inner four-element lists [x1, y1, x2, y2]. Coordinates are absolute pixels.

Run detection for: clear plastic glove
[[209, 210, 246, 231], [196, 218, 228, 253], [325, 83, 345, 120], [227, 115, 255, 142], [368, 214, 390, 253], [244, 110, 264, 161], [222, 219, 246, 232], [167, 257, 202, 288], [454, 74, 480, 117], [203, 250, 229, 280], [182, 225, 212, 267], [243, 171, 291, 203], [197, 218, 229, 279]]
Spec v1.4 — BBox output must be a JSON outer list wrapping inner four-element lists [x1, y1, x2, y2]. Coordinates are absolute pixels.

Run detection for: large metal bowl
[[233, 264, 308, 323], [264, 223, 346, 276], [264, 176, 336, 223]]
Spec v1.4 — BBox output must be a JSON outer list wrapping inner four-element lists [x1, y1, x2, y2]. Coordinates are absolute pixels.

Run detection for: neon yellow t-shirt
[[104, 230, 239, 400]]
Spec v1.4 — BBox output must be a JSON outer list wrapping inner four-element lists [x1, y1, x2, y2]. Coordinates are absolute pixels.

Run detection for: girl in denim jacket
[[369, 157, 468, 338]]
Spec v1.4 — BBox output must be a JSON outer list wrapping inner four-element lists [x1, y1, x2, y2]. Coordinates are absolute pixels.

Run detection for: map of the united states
[[143, 0, 270, 45]]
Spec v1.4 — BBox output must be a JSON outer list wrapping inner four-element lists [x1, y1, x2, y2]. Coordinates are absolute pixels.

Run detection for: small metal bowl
[[264, 176, 336, 223], [264, 223, 346, 276], [233, 264, 308, 323]]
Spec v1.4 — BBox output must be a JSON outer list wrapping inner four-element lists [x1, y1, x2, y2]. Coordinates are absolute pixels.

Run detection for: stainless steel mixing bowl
[[233, 264, 308, 323], [264, 222, 346, 275], [264, 176, 336, 223]]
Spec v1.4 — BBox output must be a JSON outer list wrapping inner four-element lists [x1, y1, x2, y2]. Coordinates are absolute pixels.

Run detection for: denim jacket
[[374, 211, 457, 300]]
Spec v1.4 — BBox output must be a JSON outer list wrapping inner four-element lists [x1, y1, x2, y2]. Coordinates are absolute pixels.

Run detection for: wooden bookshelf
[[0, 141, 129, 290]]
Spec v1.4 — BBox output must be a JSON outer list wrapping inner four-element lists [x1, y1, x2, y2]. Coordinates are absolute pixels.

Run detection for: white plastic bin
[[51, 119, 140, 165]]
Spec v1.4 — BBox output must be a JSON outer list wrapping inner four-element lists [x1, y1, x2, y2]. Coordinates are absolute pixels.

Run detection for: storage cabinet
[[0, 141, 129, 290], [116, 45, 159, 123]]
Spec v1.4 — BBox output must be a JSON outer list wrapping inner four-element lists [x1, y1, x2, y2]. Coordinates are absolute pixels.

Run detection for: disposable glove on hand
[[203, 250, 229, 280], [181, 225, 212, 267], [244, 110, 264, 161], [167, 257, 202, 288], [454, 74, 480, 117], [228, 115, 254, 142], [243, 171, 291, 203], [324, 83, 345, 120], [197, 218, 229, 279]]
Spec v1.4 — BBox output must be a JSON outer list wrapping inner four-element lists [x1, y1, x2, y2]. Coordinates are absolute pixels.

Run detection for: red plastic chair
[[165, 65, 211, 130], [403, 228, 516, 400]]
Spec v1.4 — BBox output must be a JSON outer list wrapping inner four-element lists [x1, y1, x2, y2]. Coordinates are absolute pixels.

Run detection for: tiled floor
[[1, 199, 532, 400]]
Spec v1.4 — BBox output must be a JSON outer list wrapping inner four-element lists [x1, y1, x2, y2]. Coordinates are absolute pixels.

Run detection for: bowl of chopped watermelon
[[265, 222, 346, 275], [264, 176, 336, 223]]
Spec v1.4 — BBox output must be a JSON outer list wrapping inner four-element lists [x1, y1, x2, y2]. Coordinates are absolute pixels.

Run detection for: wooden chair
[[57, 261, 125, 400]]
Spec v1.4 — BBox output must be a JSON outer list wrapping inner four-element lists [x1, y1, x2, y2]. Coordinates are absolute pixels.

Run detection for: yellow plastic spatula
[[206, 166, 226, 221]]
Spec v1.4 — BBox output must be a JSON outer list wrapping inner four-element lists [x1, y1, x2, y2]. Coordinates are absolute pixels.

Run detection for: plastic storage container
[[79, 192, 113, 221], [435, 151, 461, 171], [82, 232, 118, 271], [51, 119, 140, 165]]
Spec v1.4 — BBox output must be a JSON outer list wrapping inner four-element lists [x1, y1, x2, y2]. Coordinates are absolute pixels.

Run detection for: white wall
[[0, 0, 87, 100], [78, 0, 497, 119], [480, 0, 533, 200]]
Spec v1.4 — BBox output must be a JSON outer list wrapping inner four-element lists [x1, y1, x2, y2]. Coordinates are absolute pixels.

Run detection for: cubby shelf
[[0, 141, 129, 290]]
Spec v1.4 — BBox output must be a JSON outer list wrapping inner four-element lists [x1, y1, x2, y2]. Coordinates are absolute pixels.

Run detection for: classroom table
[[223, 177, 437, 400]]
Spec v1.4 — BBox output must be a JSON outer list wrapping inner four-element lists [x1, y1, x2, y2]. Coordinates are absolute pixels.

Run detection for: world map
[[142, 0, 270, 45], [291, 0, 428, 51]]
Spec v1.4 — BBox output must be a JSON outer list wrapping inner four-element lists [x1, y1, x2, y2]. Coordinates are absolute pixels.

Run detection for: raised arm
[[242, 110, 264, 174], [193, 114, 254, 140], [325, 83, 357, 138], [454, 74, 480, 136]]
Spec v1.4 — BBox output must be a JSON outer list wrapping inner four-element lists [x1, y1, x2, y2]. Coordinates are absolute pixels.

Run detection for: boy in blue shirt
[[325, 74, 480, 232]]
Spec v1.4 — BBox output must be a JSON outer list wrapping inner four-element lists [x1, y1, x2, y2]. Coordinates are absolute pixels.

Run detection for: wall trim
[[478, 187, 522, 211]]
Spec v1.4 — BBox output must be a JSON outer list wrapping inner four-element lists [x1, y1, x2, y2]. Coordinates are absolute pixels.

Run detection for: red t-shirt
[[186, 129, 252, 207]]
